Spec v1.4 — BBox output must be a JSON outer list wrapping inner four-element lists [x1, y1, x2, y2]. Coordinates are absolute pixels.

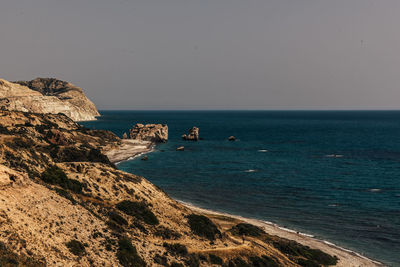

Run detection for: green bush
[[117, 238, 146, 267], [66, 240, 86, 256], [230, 223, 265, 237], [209, 254, 223, 265], [187, 214, 221, 241], [163, 242, 188, 256], [41, 166, 83, 193], [116, 200, 159, 225]]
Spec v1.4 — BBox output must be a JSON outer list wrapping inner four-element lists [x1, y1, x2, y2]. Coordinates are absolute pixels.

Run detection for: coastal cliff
[[0, 110, 344, 266], [0, 78, 99, 121]]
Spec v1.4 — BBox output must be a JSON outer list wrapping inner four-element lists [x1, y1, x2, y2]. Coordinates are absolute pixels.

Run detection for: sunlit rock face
[[0, 78, 100, 121]]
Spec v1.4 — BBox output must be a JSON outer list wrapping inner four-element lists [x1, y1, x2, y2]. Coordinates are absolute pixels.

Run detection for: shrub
[[170, 262, 184, 267], [184, 254, 200, 267], [0, 241, 45, 266], [54, 188, 76, 204], [108, 211, 128, 225], [228, 257, 251, 267], [66, 240, 86, 256], [272, 239, 338, 266], [116, 200, 159, 225], [230, 223, 265, 237], [106, 220, 125, 233], [163, 242, 188, 256], [187, 214, 221, 241], [41, 166, 83, 193], [297, 258, 320, 267], [249, 255, 279, 267], [154, 226, 181, 240], [153, 254, 168, 266], [117, 238, 146, 267], [50, 146, 115, 167], [209, 254, 223, 265]]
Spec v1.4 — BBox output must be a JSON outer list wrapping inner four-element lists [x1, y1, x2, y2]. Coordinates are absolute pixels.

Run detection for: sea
[[81, 110, 400, 266]]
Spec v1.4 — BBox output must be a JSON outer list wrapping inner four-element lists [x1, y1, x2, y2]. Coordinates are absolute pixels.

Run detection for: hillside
[[0, 78, 99, 121], [0, 110, 341, 266]]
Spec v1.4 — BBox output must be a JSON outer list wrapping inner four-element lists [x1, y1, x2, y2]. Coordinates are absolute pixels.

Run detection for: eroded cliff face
[[0, 111, 338, 267], [0, 78, 100, 121]]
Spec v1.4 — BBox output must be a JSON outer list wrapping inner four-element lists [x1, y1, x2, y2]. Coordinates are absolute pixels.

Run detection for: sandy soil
[[105, 139, 154, 163], [184, 203, 385, 267]]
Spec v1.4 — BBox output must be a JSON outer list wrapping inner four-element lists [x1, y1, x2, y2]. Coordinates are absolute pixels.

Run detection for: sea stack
[[129, 123, 168, 142], [182, 126, 199, 141]]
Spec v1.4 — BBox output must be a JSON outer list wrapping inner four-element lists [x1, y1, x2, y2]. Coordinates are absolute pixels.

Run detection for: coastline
[[105, 139, 154, 164], [107, 141, 385, 266], [180, 201, 384, 267]]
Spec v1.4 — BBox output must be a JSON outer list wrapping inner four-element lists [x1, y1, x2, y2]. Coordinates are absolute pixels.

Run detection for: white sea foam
[[244, 169, 257, 173], [369, 188, 382, 192], [258, 149, 268, 152]]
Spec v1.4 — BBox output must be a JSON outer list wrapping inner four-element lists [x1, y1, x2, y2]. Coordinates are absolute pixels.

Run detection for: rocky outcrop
[[129, 123, 168, 142], [0, 78, 100, 121], [182, 126, 199, 141]]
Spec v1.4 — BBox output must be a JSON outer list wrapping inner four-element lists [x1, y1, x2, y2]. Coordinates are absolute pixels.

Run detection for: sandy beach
[[183, 203, 384, 267], [105, 139, 154, 164]]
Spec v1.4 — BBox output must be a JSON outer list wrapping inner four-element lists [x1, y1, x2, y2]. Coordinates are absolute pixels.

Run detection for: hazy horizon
[[2, 0, 400, 110]]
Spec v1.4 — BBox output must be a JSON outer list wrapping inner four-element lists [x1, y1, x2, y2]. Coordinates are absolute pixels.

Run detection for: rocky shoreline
[[105, 139, 154, 164]]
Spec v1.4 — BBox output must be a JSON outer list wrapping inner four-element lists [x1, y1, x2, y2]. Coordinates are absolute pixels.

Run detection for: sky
[[1, 0, 400, 110]]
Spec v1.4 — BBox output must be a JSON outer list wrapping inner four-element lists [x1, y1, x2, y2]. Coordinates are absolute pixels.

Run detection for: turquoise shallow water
[[81, 110, 400, 266]]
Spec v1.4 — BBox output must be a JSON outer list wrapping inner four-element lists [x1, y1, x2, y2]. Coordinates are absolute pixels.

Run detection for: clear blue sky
[[1, 0, 400, 110]]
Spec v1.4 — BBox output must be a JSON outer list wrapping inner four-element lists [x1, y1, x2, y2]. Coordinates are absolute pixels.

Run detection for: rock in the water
[[122, 132, 128, 139], [0, 78, 100, 121], [182, 127, 199, 141], [228, 136, 236, 141], [129, 123, 168, 143], [141, 155, 148, 161], [176, 146, 184, 151]]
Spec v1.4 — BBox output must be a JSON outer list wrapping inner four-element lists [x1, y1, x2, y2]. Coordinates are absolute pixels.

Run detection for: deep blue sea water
[[81, 111, 400, 266]]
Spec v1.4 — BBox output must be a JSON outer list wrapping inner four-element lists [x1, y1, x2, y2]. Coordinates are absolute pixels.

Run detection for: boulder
[[176, 146, 184, 151], [228, 136, 236, 141], [141, 155, 148, 161], [128, 124, 168, 143], [122, 132, 128, 139], [182, 127, 199, 141]]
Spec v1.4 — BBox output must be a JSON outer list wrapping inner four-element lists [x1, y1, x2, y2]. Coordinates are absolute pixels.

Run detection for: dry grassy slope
[[0, 110, 338, 267]]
